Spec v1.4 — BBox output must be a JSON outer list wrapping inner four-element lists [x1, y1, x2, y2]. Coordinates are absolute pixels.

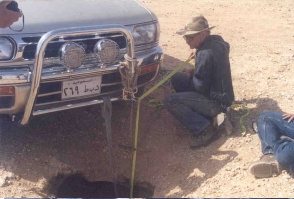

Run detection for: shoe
[[223, 114, 233, 135], [190, 123, 218, 148], [249, 154, 281, 178], [217, 113, 233, 135]]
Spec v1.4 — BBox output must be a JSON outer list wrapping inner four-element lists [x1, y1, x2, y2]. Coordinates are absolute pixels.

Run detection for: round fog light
[[59, 42, 86, 69], [94, 39, 120, 65]]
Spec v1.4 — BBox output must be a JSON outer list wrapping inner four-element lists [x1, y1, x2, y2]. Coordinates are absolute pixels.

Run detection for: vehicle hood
[[0, 0, 157, 35]]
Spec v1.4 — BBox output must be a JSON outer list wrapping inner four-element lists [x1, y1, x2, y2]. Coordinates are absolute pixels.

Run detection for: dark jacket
[[192, 35, 234, 107]]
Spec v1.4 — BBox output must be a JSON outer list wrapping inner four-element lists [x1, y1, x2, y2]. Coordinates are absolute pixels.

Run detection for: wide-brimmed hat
[[176, 14, 215, 36]]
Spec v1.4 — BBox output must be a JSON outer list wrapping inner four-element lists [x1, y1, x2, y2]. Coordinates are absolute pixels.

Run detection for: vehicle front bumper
[[0, 25, 163, 125]]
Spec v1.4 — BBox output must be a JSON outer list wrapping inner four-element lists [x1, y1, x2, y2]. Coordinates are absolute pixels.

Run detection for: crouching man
[[164, 14, 235, 148]]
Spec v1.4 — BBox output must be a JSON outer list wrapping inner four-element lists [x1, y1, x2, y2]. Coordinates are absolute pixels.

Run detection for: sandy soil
[[1, 0, 294, 197]]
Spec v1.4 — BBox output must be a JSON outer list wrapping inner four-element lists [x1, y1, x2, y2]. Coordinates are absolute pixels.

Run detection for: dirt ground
[[1, 0, 294, 197]]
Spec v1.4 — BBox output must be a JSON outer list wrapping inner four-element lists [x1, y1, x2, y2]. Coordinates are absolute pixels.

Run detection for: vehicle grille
[[22, 34, 127, 60], [35, 71, 156, 106]]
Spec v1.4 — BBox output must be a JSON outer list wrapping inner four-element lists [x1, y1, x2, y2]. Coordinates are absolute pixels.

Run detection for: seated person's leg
[[257, 111, 283, 154], [274, 137, 294, 173], [249, 111, 294, 178]]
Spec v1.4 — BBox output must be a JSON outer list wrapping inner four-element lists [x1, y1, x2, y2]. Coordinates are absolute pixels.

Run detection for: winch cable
[[102, 96, 119, 197], [130, 58, 192, 197]]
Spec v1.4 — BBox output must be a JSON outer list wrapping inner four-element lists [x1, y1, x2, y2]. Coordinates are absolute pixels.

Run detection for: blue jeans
[[163, 72, 223, 135], [258, 111, 294, 169]]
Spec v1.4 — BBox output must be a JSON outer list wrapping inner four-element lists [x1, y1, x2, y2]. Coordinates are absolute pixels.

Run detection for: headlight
[[132, 23, 158, 46], [0, 37, 14, 61]]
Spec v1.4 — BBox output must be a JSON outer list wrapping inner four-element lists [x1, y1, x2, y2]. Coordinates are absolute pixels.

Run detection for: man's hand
[[182, 52, 195, 80], [184, 68, 194, 80], [189, 51, 196, 59], [283, 113, 294, 123], [0, 1, 22, 28]]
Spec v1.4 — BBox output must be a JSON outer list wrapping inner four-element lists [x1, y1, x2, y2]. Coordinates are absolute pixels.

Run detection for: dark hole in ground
[[46, 173, 154, 198]]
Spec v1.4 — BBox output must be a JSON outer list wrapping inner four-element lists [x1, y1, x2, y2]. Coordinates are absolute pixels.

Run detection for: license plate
[[62, 76, 102, 99]]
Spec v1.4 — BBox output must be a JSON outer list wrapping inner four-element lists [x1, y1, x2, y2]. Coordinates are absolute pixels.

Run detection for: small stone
[[0, 177, 6, 187], [283, 174, 291, 180]]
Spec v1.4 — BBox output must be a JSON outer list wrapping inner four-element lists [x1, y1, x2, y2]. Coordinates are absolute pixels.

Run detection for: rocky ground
[[1, 0, 294, 197]]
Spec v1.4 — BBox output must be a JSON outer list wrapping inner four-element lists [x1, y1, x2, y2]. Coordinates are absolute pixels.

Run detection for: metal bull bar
[[20, 25, 137, 125]]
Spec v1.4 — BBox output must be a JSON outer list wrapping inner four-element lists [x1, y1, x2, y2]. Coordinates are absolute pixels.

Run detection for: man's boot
[[190, 122, 218, 148], [249, 154, 281, 178]]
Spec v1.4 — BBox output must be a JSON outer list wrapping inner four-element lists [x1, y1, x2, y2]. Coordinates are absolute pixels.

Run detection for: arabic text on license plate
[[62, 77, 102, 99]]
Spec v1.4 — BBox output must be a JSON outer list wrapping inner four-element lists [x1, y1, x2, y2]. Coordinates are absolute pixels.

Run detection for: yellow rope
[[130, 58, 192, 197]]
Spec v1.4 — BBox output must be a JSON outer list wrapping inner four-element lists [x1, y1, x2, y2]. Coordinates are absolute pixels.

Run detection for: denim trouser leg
[[257, 111, 294, 168], [164, 72, 222, 135]]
